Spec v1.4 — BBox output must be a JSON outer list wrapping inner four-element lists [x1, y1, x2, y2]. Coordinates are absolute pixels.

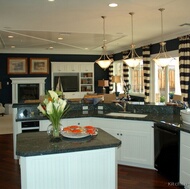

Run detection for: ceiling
[[0, 0, 190, 55]]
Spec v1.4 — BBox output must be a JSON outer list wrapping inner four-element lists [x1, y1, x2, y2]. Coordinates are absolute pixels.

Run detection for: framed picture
[[30, 58, 49, 74], [7, 58, 28, 74]]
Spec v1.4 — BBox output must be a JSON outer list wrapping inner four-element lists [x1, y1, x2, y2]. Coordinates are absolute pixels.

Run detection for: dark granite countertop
[[15, 109, 190, 134], [16, 128, 121, 157]]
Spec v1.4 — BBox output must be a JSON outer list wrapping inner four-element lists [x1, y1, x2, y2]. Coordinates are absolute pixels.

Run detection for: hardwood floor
[[0, 134, 184, 189]]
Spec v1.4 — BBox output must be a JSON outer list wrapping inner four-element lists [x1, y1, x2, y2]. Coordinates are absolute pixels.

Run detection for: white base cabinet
[[180, 131, 190, 189], [91, 118, 154, 169], [20, 148, 117, 189], [20, 117, 154, 170], [40, 118, 92, 131]]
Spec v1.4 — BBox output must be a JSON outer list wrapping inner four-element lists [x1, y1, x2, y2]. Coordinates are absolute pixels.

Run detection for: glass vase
[[47, 122, 62, 142]]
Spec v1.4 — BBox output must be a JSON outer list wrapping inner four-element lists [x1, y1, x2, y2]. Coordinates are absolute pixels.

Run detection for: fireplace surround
[[10, 77, 46, 104]]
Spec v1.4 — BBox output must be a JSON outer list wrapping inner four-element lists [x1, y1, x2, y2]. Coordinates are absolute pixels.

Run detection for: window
[[112, 60, 144, 95], [154, 56, 180, 103], [130, 62, 144, 93]]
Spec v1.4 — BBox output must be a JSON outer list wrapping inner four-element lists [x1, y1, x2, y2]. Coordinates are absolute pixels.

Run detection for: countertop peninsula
[[17, 128, 121, 189], [16, 128, 121, 157]]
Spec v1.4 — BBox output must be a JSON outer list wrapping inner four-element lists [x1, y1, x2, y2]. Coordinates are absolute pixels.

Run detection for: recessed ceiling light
[[8, 35, 14, 38], [49, 46, 54, 49], [58, 37, 63, 40], [109, 3, 118, 8], [11, 45, 15, 48], [48, 0, 55, 2]]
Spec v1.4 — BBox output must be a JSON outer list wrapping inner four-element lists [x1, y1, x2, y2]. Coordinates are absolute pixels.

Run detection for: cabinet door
[[52, 63, 68, 72], [180, 131, 190, 189], [67, 64, 79, 72], [101, 127, 122, 161], [121, 129, 153, 167], [40, 120, 52, 131], [65, 117, 92, 126], [80, 63, 93, 72], [91, 118, 154, 169]]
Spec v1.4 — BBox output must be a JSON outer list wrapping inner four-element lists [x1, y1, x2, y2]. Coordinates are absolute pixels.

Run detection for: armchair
[[0, 103, 5, 116]]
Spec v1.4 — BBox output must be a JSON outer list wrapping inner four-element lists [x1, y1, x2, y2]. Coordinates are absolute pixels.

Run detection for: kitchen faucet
[[116, 101, 128, 112]]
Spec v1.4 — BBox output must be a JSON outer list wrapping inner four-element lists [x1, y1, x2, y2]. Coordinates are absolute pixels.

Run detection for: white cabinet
[[91, 118, 154, 169], [79, 63, 93, 72], [80, 72, 93, 92], [40, 118, 92, 132], [64, 117, 92, 126], [51, 62, 80, 72], [40, 117, 154, 169], [180, 131, 190, 189], [51, 62, 94, 98]]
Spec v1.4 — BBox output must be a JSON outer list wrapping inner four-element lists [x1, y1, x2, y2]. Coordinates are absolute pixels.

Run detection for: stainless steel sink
[[106, 112, 147, 118]]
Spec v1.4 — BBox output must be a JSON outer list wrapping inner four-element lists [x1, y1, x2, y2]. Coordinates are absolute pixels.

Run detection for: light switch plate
[[98, 106, 103, 110]]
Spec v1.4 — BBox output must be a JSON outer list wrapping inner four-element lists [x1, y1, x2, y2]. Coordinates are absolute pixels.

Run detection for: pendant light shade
[[153, 8, 173, 68], [123, 12, 142, 68], [95, 16, 113, 69]]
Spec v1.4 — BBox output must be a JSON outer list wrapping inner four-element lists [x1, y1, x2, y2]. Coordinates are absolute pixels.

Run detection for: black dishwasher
[[154, 122, 180, 182]]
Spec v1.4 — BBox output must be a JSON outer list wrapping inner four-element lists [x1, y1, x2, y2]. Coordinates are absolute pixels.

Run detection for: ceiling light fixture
[[95, 16, 113, 70], [123, 12, 142, 68], [109, 3, 118, 8], [153, 8, 173, 69]]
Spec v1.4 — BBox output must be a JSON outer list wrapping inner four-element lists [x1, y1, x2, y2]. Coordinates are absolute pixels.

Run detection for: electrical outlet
[[82, 106, 88, 110]]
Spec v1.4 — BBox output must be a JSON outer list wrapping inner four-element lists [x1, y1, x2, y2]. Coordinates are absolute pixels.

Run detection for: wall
[[0, 37, 180, 105], [0, 54, 108, 104]]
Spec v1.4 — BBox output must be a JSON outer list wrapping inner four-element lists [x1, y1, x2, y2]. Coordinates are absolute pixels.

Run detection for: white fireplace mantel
[[10, 77, 46, 103]]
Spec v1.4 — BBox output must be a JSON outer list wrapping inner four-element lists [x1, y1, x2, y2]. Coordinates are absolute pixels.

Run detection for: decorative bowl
[[180, 109, 190, 125]]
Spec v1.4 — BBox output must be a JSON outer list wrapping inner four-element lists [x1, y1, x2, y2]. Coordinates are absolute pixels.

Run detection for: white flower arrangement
[[37, 90, 69, 137]]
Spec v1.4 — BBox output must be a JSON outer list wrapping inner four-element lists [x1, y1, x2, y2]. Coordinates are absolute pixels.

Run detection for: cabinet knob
[[120, 133, 122, 136]]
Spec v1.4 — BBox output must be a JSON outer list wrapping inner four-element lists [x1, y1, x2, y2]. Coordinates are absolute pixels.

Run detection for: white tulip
[[46, 101, 53, 115], [48, 90, 58, 100], [37, 104, 46, 115]]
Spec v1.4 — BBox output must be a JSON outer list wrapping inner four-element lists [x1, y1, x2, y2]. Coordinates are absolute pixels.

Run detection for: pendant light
[[123, 12, 142, 68], [95, 16, 113, 70], [153, 8, 173, 69]]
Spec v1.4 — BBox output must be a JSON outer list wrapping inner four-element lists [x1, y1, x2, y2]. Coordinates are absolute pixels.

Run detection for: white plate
[[61, 131, 90, 139]]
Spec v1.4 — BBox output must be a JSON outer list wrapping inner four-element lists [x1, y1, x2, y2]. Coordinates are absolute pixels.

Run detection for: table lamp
[[112, 76, 121, 92], [98, 79, 109, 94], [112, 76, 121, 98]]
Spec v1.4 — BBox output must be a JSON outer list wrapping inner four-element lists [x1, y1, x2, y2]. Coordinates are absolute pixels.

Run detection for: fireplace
[[18, 84, 39, 103], [10, 77, 46, 103]]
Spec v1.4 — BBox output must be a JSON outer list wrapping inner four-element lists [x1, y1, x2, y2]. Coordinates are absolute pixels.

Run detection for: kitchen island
[[16, 129, 121, 189]]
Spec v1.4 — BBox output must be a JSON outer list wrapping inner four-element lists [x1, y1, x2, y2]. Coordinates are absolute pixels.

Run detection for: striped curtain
[[142, 45, 151, 103], [179, 35, 190, 103], [122, 50, 130, 85], [123, 62, 129, 84], [108, 63, 114, 93]]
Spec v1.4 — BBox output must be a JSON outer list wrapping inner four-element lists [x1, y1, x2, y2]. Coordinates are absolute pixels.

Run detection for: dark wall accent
[[0, 37, 180, 104], [114, 38, 179, 61], [0, 53, 105, 104]]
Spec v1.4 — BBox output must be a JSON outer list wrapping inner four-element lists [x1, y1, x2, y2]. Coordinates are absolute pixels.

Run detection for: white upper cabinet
[[51, 62, 94, 98], [79, 63, 94, 72]]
